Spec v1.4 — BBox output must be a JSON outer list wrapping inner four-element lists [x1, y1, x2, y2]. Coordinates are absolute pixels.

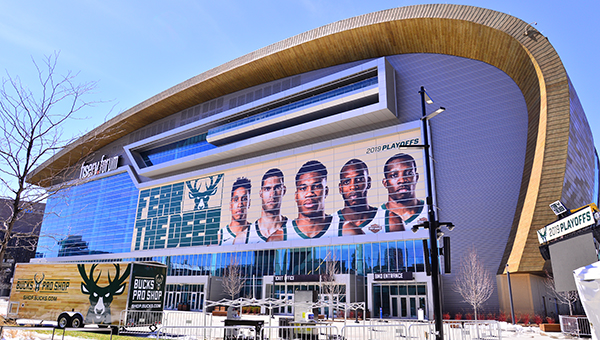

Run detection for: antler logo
[[78, 264, 131, 324], [155, 274, 164, 290], [186, 174, 223, 210], [538, 227, 547, 243], [34, 273, 45, 292]]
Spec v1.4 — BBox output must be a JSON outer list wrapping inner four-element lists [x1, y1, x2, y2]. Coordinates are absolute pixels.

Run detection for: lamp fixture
[[411, 223, 424, 233], [424, 90, 434, 104], [422, 107, 446, 121], [439, 222, 455, 231]]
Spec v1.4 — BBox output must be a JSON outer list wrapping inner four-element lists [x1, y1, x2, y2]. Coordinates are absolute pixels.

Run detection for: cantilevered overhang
[[29, 4, 571, 273]]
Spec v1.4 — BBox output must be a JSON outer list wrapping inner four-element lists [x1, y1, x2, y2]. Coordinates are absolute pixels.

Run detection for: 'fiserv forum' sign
[[80, 155, 119, 180], [537, 206, 596, 244]]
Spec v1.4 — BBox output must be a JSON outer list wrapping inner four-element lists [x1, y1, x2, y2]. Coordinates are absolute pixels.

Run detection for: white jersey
[[335, 206, 388, 236], [401, 203, 428, 230], [218, 224, 250, 245], [249, 217, 288, 243], [287, 215, 336, 240]]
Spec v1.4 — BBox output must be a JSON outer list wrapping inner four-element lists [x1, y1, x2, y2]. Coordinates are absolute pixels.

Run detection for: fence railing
[[0, 317, 519, 340], [163, 310, 208, 327], [157, 325, 257, 340], [262, 324, 340, 340], [119, 310, 164, 334], [559, 315, 591, 338], [343, 321, 409, 340]]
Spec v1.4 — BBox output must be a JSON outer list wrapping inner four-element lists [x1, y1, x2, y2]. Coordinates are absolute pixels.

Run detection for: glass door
[[391, 297, 398, 317], [166, 292, 175, 310], [175, 292, 182, 309], [190, 292, 198, 310]]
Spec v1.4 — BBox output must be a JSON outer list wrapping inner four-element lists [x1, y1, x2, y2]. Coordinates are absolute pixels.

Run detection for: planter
[[540, 323, 561, 332]]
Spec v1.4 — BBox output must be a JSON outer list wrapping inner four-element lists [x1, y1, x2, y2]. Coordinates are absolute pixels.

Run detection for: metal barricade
[[157, 325, 256, 340], [262, 324, 340, 340], [442, 320, 463, 340], [339, 319, 502, 340], [456, 321, 502, 340], [343, 321, 410, 340], [406, 321, 434, 340], [119, 310, 164, 334], [163, 310, 207, 327], [560, 315, 592, 338]]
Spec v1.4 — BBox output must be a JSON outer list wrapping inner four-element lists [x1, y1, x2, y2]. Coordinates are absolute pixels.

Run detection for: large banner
[[132, 128, 427, 250]]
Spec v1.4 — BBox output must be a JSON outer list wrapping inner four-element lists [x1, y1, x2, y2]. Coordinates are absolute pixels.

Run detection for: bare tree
[[0, 52, 102, 266], [223, 255, 245, 300], [453, 248, 494, 320], [544, 271, 579, 316], [321, 250, 342, 319]]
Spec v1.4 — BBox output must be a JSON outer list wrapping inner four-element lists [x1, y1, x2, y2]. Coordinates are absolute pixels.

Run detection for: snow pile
[[1, 329, 49, 340], [1, 329, 87, 340]]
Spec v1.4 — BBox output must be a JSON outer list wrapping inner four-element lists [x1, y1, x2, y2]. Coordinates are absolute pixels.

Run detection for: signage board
[[373, 272, 414, 281], [537, 206, 596, 244], [274, 274, 321, 283], [127, 262, 167, 311], [549, 200, 568, 216]]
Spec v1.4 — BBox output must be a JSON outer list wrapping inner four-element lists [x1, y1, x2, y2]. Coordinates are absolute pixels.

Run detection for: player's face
[[295, 172, 328, 217], [339, 164, 371, 207], [260, 176, 286, 213], [383, 158, 419, 201], [230, 187, 249, 222]]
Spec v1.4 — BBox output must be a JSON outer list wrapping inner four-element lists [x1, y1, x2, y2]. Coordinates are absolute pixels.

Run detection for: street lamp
[[411, 86, 453, 340], [506, 264, 516, 324]]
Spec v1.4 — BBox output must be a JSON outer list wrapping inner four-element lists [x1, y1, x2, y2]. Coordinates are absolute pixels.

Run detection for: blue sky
[[1, 1, 598, 149]]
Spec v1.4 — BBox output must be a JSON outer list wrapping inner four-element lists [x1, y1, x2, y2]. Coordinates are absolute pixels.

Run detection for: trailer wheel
[[57, 313, 70, 329], [70, 315, 83, 328]]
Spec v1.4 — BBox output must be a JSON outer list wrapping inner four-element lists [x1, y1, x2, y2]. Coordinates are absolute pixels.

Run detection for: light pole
[[414, 86, 453, 340], [506, 264, 516, 324]]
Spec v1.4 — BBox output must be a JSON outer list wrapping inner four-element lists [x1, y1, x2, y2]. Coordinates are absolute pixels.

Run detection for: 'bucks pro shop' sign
[[537, 206, 596, 244]]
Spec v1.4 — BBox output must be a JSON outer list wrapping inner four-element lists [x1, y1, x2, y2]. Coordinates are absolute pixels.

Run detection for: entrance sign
[[374, 272, 413, 281]]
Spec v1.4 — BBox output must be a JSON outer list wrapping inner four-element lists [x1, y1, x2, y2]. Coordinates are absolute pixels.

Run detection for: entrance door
[[386, 284, 427, 319], [398, 296, 417, 318], [286, 294, 293, 314], [175, 292, 182, 309], [166, 292, 175, 310], [391, 297, 398, 317], [190, 292, 198, 310]]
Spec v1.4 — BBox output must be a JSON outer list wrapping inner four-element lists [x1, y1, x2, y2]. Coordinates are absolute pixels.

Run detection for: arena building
[[28, 4, 598, 318]]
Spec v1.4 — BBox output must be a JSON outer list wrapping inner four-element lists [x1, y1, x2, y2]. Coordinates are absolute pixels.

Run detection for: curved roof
[[31, 4, 571, 273]]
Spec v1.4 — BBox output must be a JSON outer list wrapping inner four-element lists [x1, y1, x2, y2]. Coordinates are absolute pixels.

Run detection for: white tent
[[573, 261, 600, 340]]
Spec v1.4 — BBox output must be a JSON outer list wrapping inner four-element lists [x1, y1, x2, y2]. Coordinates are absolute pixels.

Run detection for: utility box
[[293, 290, 318, 322]]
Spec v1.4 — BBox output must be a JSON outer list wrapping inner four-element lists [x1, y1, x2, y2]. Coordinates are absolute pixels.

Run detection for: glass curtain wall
[[161, 240, 426, 301]]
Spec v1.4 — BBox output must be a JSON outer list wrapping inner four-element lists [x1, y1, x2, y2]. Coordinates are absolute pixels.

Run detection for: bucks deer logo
[[155, 274, 164, 290], [186, 174, 223, 210], [538, 228, 547, 243], [33, 273, 45, 292], [78, 264, 131, 324]]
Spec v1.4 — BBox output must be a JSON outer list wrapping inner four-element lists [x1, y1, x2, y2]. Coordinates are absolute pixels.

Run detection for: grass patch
[[27, 329, 142, 340]]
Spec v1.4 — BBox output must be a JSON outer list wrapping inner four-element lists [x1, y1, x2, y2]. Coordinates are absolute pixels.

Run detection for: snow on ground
[[0, 298, 571, 340]]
